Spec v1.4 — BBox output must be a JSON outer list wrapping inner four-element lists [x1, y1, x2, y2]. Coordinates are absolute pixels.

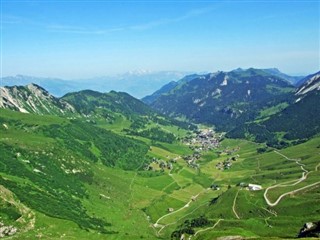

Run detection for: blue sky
[[1, 0, 319, 78]]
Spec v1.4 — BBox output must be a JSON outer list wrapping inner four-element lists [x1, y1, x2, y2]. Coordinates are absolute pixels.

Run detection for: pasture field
[[0, 109, 319, 239]]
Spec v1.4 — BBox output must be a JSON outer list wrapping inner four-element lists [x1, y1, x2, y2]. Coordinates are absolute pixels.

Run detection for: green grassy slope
[[0, 108, 319, 239]]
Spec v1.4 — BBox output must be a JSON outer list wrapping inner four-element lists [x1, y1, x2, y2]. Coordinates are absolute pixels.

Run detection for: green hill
[[62, 89, 195, 143], [62, 90, 153, 117]]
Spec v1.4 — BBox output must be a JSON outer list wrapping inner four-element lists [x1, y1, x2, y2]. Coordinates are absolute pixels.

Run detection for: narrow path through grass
[[263, 151, 320, 207], [232, 190, 240, 219], [191, 218, 224, 239]]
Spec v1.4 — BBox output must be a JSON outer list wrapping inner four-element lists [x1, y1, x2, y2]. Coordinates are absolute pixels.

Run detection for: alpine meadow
[[0, 1, 319, 240]]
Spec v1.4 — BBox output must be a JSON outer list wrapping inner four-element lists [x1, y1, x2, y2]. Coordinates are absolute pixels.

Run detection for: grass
[[257, 102, 289, 120], [135, 174, 174, 191], [266, 173, 320, 203], [97, 114, 131, 133], [1, 108, 319, 239], [146, 195, 186, 222], [0, 108, 66, 126]]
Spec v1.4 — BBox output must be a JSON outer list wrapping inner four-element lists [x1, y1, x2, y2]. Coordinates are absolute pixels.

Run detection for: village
[[183, 128, 221, 152], [143, 128, 251, 173], [144, 128, 222, 171], [181, 128, 222, 169], [143, 128, 263, 194]]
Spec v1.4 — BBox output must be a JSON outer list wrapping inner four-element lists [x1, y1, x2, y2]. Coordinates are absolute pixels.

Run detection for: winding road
[[263, 151, 320, 207]]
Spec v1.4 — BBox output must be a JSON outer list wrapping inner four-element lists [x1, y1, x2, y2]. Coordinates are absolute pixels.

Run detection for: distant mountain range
[[142, 68, 304, 105], [1, 68, 318, 148], [144, 68, 296, 129], [143, 68, 319, 147], [0, 71, 188, 99], [1, 69, 303, 99]]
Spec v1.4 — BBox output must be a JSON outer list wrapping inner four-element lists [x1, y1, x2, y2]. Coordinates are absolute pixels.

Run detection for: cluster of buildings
[[220, 146, 241, 155], [182, 153, 201, 169], [182, 129, 222, 169], [144, 129, 223, 171], [144, 157, 176, 171], [184, 129, 221, 152], [215, 155, 239, 170]]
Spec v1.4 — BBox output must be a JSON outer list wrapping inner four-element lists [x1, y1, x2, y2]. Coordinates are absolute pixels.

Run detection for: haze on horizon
[[1, 0, 319, 79]]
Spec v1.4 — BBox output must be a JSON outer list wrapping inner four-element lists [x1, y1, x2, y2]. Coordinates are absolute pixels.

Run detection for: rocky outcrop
[[0, 84, 76, 115], [0, 222, 17, 238], [296, 72, 320, 96], [298, 221, 320, 238]]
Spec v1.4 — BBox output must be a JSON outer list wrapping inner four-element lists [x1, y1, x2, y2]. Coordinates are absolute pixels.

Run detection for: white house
[[248, 184, 262, 191]]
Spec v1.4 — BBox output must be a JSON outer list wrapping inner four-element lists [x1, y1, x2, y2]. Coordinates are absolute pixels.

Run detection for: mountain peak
[[233, 67, 244, 72], [296, 71, 320, 96], [26, 82, 45, 89], [0, 84, 76, 115]]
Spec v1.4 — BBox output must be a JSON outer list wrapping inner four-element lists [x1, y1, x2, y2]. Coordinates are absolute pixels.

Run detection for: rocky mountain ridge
[[0, 84, 76, 115], [0, 84, 154, 118], [296, 71, 320, 96]]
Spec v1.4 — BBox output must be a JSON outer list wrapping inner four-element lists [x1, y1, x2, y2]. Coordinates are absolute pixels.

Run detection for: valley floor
[[1, 112, 319, 239]]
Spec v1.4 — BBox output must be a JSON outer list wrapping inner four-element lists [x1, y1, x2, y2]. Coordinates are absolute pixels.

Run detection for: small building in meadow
[[168, 208, 174, 212], [248, 184, 262, 191]]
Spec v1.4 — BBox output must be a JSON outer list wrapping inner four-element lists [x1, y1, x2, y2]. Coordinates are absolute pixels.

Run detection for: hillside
[[227, 71, 320, 147], [0, 108, 151, 238], [0, 84, 76, 115], [61, 89, 195, 143], [62, 90, 153, 117], [0, 84, 197, 239], [262, 68, 304, 85], [147, 68, 295, 131], [142, 74, 201, 104], [0, 85, 195, 144], [1, 107, 319, 239]]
